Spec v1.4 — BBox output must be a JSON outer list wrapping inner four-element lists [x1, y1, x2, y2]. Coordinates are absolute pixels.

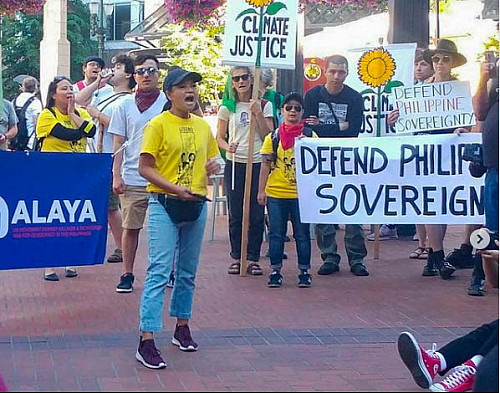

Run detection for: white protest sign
[[222, 0, 298, 69], [393, 81, 476, 134], [295, 134, 484, 224], [345, 43, 416, 137]]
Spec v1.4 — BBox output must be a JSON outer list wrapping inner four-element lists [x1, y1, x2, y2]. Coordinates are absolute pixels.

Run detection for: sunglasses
[[231, 74, 250, 82], [284, 104, 302, 112], [431, 55, 452, 64], [135, 67, 158, 76]]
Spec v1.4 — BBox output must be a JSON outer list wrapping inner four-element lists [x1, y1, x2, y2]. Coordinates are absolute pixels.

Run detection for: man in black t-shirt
[[304, 55, 368, 277]]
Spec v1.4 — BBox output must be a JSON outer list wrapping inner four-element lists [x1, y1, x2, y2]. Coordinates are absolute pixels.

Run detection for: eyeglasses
[[231, 74, 250, 82], [431, 55, 452, 64], [284, 104, 302, 112], [135, 67, 158, 76]]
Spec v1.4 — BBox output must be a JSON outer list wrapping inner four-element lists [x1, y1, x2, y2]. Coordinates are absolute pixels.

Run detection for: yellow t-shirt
[[141, 111, 220, 196], [260, 131, 316, 199], [36, 107, 94, 152]]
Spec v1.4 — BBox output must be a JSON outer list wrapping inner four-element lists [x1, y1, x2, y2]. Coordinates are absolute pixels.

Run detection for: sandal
[[107, 249, 123, 263], [418, 248, 430, 260], [247, 262, 263, 276], [409, 247, 428, 260], [228, 262, 240, 275]]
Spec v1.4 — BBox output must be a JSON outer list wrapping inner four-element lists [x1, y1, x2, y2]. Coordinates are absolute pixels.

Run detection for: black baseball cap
[[282, 92, 304, 108], [83, 56, 105, 69], [163, 67, 202, 92]]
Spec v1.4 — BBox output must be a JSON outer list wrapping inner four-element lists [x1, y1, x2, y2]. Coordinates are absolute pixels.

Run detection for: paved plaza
[[1, 215, 498, 391]]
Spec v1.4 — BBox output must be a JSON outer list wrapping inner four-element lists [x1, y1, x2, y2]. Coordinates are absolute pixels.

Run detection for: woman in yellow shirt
[[36, 76, 96, 281], [258, 92, 315, 288]]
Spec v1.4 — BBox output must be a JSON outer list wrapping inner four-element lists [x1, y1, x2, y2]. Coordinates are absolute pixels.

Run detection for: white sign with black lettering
[[295, 134, 485, 224], [393, 81, 476, 134], [222, 0, 298, 69]]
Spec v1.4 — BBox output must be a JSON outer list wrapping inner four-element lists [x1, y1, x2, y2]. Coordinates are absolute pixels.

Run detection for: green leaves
[[360, 88, 375, 95], [384, 80, 403, 93], [266, 2, 287, 15], [236, 8, 258, 20]]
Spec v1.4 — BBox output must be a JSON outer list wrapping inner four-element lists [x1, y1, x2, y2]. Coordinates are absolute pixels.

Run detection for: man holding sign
[[303, 54, 369, 277]]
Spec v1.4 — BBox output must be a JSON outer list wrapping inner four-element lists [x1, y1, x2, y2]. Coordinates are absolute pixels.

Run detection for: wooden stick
[[373, 224, 380, 259], [239, 67, 261, 277]]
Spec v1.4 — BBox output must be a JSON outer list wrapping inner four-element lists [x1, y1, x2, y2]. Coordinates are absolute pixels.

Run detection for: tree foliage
[[1, 0, 97, 100], [161, 24, 227, 105]]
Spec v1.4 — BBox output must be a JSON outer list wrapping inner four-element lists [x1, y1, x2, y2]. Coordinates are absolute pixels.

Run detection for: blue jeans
[[485, 168, 499, 233], [139, 196, 207, 332], [267, 197, 311, 271]]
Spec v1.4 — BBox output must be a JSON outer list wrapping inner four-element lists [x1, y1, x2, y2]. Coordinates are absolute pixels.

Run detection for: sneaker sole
[[171, 337, 198, 352], [468, 289, 485, 296], [297, 283, 312, 288], [135, 350, 166, 369], [429, 383, 447, 392], [397, 332, 432, 389], [116, 287, 133, 293], [267, 284, 282, 288]]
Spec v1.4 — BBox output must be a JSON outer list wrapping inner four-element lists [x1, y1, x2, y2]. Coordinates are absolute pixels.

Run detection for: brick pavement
[[1, 216, 497, 392]]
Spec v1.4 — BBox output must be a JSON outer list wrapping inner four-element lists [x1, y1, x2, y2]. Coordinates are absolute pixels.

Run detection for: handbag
[[157, 194, 204, 224]]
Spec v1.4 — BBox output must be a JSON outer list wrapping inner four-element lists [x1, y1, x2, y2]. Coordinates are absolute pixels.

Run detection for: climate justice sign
[[222, 0, 298, 69], [295, 134, 484, 224], [392, 81, 476, 133]]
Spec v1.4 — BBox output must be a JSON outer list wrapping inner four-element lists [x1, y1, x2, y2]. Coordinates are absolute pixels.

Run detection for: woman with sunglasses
[[258, 93, 316, 288], [389, 39, 469, 279], [36, 76, 96, 281], [217, 66, 274, 276]]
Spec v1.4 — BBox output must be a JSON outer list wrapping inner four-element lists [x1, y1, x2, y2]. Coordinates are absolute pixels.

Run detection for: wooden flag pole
[[239, 67, 261, 277], [373, 224, 380, 259]]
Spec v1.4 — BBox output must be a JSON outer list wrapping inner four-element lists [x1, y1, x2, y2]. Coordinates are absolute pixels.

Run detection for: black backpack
[[270, 126, 313, 163], [9, 96, 37, 151]]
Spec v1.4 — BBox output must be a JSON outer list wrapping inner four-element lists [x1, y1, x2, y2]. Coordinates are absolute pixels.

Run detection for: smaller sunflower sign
[[346, 43, 416, 138], [222, 0, 298, 69]]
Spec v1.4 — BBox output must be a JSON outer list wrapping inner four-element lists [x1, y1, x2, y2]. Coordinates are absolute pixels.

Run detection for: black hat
[[423, 39, 467, 68], [83, 56, 105, 69], [282, 92, 304, 108], [163, 67, 202, 91]]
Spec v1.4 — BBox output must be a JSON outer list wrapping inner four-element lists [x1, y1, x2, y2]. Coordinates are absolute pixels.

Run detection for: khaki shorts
[[120, 186, 148, 230]]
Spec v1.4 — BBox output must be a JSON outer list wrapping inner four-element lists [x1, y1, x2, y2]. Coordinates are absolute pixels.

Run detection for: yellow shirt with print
[[261, 131, 317, 199], [36, 107, 94, 152], [141, 111, 220, 196]]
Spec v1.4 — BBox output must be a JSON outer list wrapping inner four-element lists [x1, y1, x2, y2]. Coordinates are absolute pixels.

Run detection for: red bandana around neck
[[135, 88, 160, 113], [279, 121, 306, 151]]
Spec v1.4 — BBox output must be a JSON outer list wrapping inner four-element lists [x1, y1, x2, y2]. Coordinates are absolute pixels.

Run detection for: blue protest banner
[[0, 151, 112, 270]]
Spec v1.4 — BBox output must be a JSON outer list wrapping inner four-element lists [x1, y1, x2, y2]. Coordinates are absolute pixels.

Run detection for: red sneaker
[[430, 360, 477, 392], [398, 332, 442, 388]]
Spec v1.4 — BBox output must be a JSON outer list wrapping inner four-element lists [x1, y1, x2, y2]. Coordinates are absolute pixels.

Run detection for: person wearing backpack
[[258, 92, 316, 288], [10, 77, 42, 151]]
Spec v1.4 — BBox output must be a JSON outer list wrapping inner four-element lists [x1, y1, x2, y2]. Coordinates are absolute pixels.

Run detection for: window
[[107, 1, 145, 41]]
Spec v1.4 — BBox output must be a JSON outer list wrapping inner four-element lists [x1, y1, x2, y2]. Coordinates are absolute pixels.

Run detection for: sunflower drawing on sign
[[357, 47, 403, 137], [236, 0, 287, 66]]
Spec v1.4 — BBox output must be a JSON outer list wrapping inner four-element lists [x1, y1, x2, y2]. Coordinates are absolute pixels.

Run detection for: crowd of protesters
[[0, 37, 497, 390]]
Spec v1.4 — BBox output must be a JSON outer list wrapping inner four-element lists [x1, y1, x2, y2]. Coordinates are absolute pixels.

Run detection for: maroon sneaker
[[135, 338, 166, 369], [398, 332, 441, 388], [172, 325, 198, 352], [429, 360, 477, 392]]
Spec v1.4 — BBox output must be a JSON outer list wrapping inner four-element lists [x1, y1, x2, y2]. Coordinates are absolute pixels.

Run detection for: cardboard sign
[[295, 134, 484, 224], [345, 43, 416, 137], [393, 81, 476, 134], [222, 0, 298, 69]]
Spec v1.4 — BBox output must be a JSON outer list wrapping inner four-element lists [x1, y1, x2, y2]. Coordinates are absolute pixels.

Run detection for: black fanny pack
[[157, 194, 204, 224]]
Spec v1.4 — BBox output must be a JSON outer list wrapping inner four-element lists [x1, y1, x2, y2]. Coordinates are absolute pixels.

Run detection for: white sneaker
[[367, 225, 398, 241]]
